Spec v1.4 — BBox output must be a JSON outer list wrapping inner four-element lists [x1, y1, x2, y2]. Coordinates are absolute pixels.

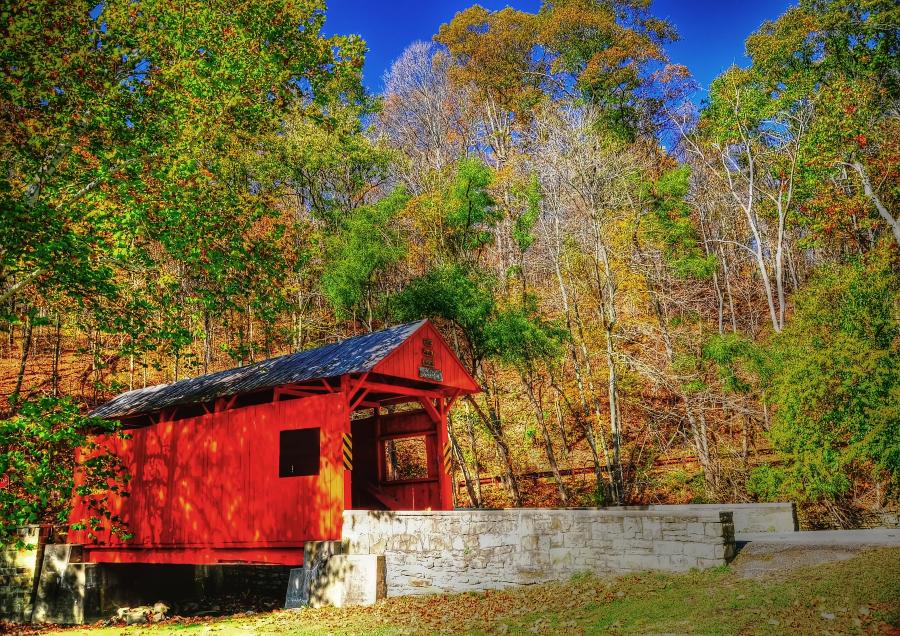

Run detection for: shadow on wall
[[0, 526, 48, 624], [70, 392, 349, 563]]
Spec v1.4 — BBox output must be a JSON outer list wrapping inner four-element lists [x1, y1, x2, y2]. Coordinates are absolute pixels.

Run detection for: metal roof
[[92, 320, 426, 419]]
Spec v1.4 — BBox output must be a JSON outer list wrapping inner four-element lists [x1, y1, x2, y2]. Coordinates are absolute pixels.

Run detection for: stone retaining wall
[[637, 504, 797, 534], [0, 526, 48, 623], [342, 508, 736, 596]]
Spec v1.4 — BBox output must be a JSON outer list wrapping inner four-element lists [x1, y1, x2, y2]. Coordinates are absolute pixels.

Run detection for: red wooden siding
[[373, 322, 479, 393], [70, 392, 346, 565]]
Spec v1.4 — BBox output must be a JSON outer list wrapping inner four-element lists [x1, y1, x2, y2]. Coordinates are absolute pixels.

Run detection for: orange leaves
[[435, 0, 678, 135], [436, 6, 541, 109]]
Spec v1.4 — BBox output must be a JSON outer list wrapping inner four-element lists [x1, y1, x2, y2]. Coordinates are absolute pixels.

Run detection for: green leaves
[[702, 333, 765, 395], [322, 188, 409, 318], [0, 397, 130, 545], [764, 246, 900, 502], [642, 166, 716, 280], [486, 295, 568, 374], [444, 158, 501, 258], [393, 264, 496, 368], [511, 173, 541, 252]]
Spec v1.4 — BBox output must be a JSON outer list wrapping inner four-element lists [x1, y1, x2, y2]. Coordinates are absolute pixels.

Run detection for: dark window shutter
[[279, 428, 320, 477]]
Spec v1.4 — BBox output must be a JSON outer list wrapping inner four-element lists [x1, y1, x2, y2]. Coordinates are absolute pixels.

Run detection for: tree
[[745, 0, 899, 247], [322, 188, 409, 329], [687, 64, 812, 333], [0, 0, 375, 536], [436, 0, 686, 140], [379, 41, 472, 190], [488, 297, 570, 503], [752, 245, 899, 524], [532, 104, 642, 502]]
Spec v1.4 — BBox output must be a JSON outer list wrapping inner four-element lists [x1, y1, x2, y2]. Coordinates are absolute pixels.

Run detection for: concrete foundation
[[285, 540, 385, 609], [14, 556, 290, 625], [285, 540, 346, 609], [308, 555, 386, 608], [32, 545, 100, 625]]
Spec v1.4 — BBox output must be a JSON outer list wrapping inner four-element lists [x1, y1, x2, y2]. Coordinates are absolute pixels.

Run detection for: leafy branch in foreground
[[0, 396, 131, 546]]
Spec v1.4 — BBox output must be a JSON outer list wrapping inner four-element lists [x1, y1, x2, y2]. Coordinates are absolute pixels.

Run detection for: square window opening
[[279, 428, 320, 477], [383, 436, 430, 482]]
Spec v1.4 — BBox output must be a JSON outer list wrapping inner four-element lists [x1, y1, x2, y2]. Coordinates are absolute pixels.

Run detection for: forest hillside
[[1, 0, 898, 539]]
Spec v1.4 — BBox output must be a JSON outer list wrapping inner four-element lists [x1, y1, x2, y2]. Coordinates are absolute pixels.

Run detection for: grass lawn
[[42, 547, 899, 635]]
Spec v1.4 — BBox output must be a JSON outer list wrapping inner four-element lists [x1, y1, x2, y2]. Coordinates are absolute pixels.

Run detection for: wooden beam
[[364, 483, 405, 510], [349, 388, 370, 410], [281, 384, 332, 395], [275, 385, 331, 401], [361, 380, 445, 400], [349, 372, 370, 396], [215, 395, 237, 413], [417, 396, 441, 423], [445, 390, 462, 411]]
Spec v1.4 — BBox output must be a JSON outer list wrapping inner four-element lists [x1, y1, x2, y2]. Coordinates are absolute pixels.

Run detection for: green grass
[[44, 548, 899, 635]]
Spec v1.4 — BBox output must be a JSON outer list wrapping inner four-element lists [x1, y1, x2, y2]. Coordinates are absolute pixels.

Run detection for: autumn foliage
[[1, 0, 898, 535]]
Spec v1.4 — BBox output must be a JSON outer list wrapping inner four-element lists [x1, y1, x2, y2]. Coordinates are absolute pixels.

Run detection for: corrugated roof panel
[[92, 320, 425, 419]]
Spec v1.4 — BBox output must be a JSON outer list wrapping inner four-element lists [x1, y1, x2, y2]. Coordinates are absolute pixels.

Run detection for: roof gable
[[373, 321, 480, 393]]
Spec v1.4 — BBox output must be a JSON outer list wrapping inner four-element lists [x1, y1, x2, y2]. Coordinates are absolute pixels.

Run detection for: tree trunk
[[595, 237, 625, 503], [464, 400, 483, 506], [570, 281, 617, 501], [852, 161, 900, 247], [685, 399, 717, 492], [51, 313, 62, 398], [522, 376, 568, 505], [643, 258, 720, 496], [551, 247, 608, 495], [11, 313, 34, 410], [448, 413, 479, 508], [465, 393, 521, 506]]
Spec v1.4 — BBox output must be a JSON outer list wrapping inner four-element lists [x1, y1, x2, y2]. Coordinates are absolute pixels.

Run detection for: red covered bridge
[[69, 320, 479, 566]]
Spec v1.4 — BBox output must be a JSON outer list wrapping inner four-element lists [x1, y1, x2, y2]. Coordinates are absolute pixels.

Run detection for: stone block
[[549, 548, 573, 568], [683, 542, 725, 560], [652, 540, 685, 556], [667, 554, 698, 571], [32, 560, 100, 625], [622, 516, 642, 539], [641, 519, 662, 539], [478, 534, 504, 549], [563, 532, 587, 548], [308, 555, 386, 608]]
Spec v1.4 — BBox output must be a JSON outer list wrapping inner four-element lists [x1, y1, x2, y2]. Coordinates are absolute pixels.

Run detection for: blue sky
[[326, 0, 794, 102]]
